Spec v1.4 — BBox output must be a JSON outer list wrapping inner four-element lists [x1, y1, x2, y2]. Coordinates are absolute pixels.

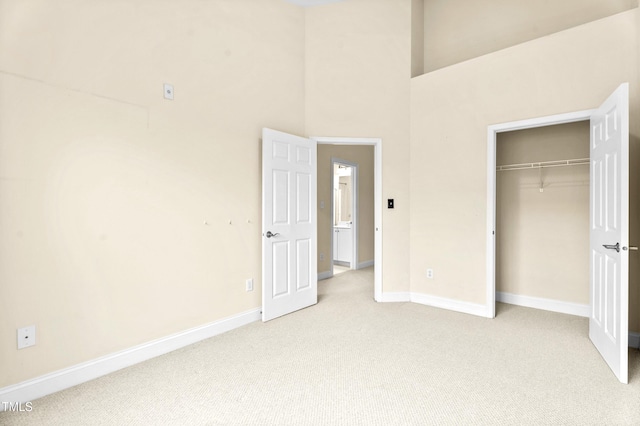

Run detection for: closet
[[496, 121, 590, 307]]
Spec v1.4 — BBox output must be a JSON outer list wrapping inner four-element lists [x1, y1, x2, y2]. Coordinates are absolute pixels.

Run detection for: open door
[[589, 83, 629, 383], [262, 128, 317, 322]]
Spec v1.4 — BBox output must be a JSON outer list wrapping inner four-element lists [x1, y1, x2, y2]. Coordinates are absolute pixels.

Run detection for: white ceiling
[[284, 0, 345, 7]]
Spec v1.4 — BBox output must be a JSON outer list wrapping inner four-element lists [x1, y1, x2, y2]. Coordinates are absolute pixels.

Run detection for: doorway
[[331, 159, 358, 275], [495, 121, 590, 316], [485, 109, 593, 318], [485, 83, 630, 383], [313, 137, 382, 301], [261, 130, 383, 321]]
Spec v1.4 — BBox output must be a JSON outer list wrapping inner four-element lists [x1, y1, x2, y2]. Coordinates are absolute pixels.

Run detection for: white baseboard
[[0, 308, 261, 407], [496, 292, 640, 347], [318, 261, 372, 280], [357, 260, 374, 269], [379, 292, 490, 317], [318, 271, 332, 281], [411, 293, 491, 318], [497, 292, 589, 318], [378, 292, 411, 302]]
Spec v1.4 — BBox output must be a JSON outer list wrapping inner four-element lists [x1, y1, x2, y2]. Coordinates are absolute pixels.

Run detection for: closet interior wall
[[496, 121, 590, 305]]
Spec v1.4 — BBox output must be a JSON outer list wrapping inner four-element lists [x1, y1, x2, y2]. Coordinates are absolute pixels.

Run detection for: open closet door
[[262, 128, 317, 322], [589, 83, 629, 383]]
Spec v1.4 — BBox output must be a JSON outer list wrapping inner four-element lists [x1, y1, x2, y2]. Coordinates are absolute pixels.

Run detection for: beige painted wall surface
[[411, 0, 424, 77], [317, 145, 375, 275], [0, 0, 305, 387], [410, 9, 639, 332], [424, 0, 639, 72], [496, 122, 590, 304], [305, 0, 412, 293]]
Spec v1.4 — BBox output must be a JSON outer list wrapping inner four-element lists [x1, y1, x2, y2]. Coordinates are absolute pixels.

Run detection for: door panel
[[262, 128, 317, 321], [589, 83, 629, 383], [272, 241, 289, 298], [297, 239, 311, 290]]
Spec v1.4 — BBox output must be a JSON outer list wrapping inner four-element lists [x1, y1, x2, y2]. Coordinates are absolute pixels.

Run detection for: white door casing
[[262, 128, 317, 322], [589, 83, 629, 384], [486, 110, 594, 319]]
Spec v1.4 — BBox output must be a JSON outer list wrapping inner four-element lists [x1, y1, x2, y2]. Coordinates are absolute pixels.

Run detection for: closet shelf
[[496, 158, 589, 172]]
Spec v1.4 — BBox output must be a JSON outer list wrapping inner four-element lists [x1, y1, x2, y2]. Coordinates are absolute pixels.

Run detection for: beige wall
[[305, 0, 412, 293], [3, 0, 639, 393], [496, 122, 590, 303], [424, 0, 639, 72], [0, 0, 305, 387], [411, 9, 640, 330], [411, 0, 425, 77], [318, 145, 375, 274]]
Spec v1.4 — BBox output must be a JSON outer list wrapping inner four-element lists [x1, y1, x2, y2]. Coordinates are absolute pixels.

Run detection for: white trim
[[497, 292, 589, 318], [486, 109, 594, 318], [0, 309, 261, 407], [357, 259, 374, 269], [486, 125, 497, 319], [379, 291, 490, 317], [318, 270, 333, 280], [313, 137, 382, 302], [318, 261, 373, 281], [379, 292, 411, 303], [411, 293, 492, 318]]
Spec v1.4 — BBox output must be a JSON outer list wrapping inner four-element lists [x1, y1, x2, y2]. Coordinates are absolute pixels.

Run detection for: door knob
[[622, 245, 638, 251], [265, 231, 279, 238]]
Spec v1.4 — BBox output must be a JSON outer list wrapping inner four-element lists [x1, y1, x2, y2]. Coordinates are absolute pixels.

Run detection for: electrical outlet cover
[[17, 325, 36, 349], [163, 83, 174, 100]]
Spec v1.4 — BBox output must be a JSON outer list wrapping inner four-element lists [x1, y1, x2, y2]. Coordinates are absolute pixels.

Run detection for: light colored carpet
[[2, 267, 639, 425], [332, 264, 350, 275]]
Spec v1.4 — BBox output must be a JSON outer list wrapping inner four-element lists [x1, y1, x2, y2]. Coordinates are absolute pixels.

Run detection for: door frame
[[485, 109, 594, 318], [331, 157, 358, 274], [313, 136, 383, 302]]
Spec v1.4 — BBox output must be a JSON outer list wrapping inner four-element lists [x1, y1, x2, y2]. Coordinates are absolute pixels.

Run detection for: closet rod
[[496, 157, 589, 172]]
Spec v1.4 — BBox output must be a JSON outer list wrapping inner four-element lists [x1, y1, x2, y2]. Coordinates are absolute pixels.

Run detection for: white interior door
[[589, 83, 629, 383], [262, 128, 317, 322]]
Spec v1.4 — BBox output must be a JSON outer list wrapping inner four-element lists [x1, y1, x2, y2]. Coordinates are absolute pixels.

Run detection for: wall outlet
[[17, 325, 36, 349], [163, 83, 174, 100], [245, 278, 254, 292], [427, 269, 434, 279], [319, 253, 324, 261]]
